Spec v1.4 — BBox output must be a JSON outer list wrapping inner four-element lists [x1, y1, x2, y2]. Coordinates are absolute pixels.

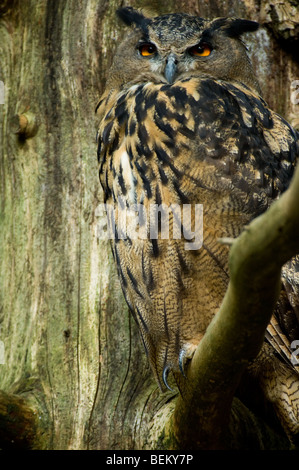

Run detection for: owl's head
[[106, 7, 261, 94]]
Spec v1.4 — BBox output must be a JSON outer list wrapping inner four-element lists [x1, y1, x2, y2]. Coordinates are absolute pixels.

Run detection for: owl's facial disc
[[164, 53, 178, 84]]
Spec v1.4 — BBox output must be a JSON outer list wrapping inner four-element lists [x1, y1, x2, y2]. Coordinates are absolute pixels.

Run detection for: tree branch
[[170, 162, 299, 449]]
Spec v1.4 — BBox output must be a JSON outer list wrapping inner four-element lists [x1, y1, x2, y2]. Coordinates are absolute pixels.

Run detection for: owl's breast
[[96, 76, 298, 389]]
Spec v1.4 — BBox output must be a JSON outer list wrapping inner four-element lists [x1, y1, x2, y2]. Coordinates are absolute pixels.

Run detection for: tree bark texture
[[0, 0, 298, 450]]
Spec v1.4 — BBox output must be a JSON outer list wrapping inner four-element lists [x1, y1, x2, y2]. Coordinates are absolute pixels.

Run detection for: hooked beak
[[164, 53, 178, 84]]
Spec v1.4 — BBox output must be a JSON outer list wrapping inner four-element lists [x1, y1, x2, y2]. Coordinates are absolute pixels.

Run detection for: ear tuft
[[116, 7, 149, 29], [225, 19, 259, 37]]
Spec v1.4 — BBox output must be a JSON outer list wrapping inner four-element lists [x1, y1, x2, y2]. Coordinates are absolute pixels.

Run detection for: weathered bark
[[0, 0, 298, 450]]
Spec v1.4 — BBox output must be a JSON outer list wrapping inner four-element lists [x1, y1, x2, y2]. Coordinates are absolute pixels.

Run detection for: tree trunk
[[0, 0, 298, 450]]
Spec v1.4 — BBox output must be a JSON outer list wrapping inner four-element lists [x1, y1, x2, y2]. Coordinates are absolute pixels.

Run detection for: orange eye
[[139, 43, 157, 57], [189, 43, 212, 57]]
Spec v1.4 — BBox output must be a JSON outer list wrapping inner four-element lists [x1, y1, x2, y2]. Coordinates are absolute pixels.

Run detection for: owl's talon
[[162, 365, 174, 391]]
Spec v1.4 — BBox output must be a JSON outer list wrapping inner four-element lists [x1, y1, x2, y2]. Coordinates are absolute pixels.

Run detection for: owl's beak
[[164, 53, 178, 84]]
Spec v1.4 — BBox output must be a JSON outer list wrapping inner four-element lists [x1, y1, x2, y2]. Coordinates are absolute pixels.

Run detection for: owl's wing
[[261, 121, 299, 376], [265, 256, 299, 376], [224, 84, 299, 376]]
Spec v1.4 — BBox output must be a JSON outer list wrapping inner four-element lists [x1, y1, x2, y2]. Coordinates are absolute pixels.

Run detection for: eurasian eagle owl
[[96, 7, 299, 443]]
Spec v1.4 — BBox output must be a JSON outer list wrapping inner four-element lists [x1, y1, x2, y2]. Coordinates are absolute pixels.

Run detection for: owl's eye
[[188, 43, 212, 57], [138, 43, 157, 57]]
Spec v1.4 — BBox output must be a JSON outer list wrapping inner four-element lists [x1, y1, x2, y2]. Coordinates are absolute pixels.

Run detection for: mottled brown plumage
[[96, 7, 299, 442]]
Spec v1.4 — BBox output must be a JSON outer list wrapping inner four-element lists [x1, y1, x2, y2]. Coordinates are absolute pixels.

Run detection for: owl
[[96, 7, 299, 443]]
